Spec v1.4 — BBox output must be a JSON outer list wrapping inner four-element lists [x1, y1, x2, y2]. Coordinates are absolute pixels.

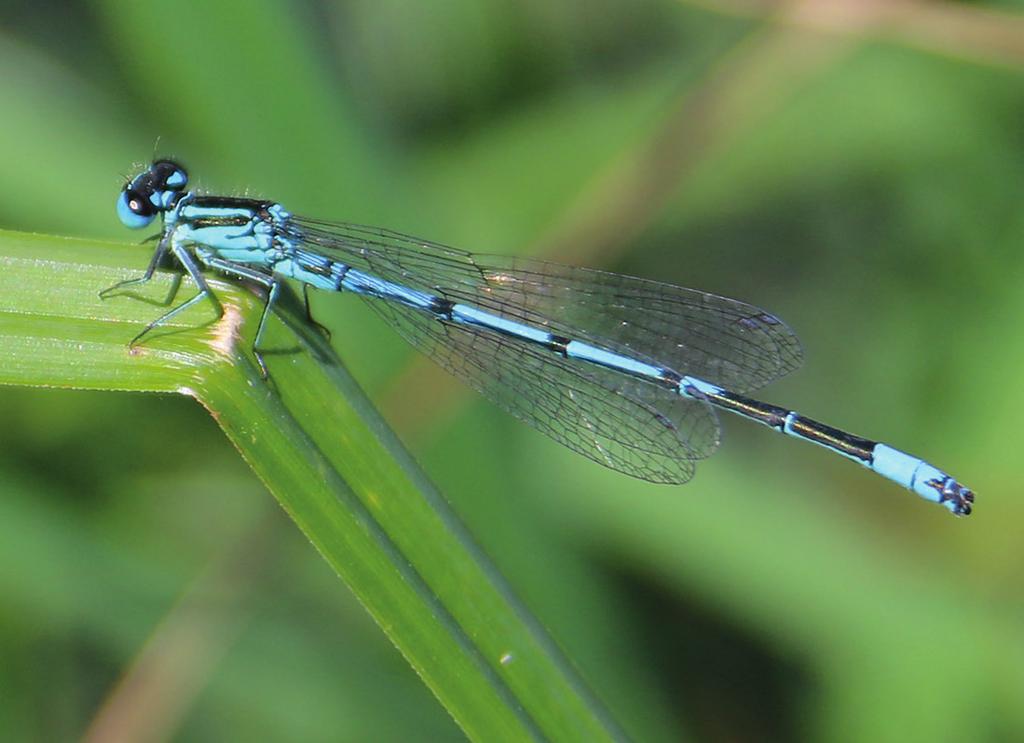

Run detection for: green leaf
[[0, 229, 625, 742]]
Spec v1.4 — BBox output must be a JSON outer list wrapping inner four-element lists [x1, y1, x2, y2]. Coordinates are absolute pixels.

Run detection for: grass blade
[[0, 229, 625, 742]]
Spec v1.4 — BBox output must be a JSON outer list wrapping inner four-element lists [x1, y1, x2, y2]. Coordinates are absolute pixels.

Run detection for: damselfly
[[105, 160, 974, 516]]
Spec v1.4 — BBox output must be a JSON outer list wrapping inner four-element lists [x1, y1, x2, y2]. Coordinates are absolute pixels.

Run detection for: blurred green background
[[1, 0, 1021, 740]]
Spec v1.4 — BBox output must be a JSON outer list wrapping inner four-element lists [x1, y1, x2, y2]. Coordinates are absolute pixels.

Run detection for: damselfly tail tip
[[937, 478, 974, 517]]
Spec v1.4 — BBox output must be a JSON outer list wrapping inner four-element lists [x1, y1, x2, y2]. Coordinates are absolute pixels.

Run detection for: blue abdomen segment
[[341, 269, 438, 311], [676, 376, 974, 515], [564, 341, 665, 379], [444, 305, 675, 381], [871, 445, 972, 515], [450, 304, 554, 344]]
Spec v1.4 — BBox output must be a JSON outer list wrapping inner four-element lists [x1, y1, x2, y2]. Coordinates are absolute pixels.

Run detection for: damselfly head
[[117, 159, 189, 229]]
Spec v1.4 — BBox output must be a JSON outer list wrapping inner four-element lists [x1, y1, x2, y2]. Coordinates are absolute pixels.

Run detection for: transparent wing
[[470, 257, 803, 394], [287, 217, 805, 481], [364, 289, 719, 483], [294, 219, 803, 393]]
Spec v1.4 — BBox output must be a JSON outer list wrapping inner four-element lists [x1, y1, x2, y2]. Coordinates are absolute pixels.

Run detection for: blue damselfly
[[105, 160, 974, 516]]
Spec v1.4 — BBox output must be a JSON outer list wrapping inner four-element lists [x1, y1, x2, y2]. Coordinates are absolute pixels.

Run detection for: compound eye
[[117, 188, 156, 229], [152, 159, 188, 190]]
